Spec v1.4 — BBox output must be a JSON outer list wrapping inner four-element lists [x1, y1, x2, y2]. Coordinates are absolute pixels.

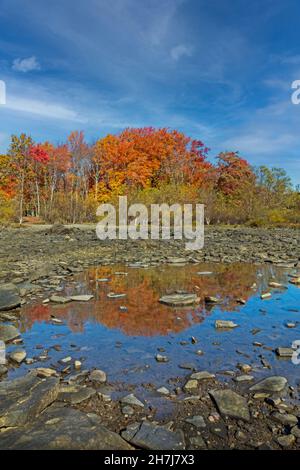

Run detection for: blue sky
[[0, 0, 300, 183]]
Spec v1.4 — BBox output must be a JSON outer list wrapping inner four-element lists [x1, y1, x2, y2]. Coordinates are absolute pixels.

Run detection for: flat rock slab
[[0, 371, 59, 427], [0, 403, 133, 450], [210, 389, 250, 422], [70, 295, 94, 302], [0, 284, 21, 311], [249, 376, 287, 393], [159, 293, 200, 307], [129, 421, 185, 450], [57, 385, 96, 404], [0, 324, 20, 343]]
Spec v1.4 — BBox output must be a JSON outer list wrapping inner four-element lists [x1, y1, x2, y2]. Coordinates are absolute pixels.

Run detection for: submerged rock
[[89, 369, 107, 383], [57, 385, 96, 404]]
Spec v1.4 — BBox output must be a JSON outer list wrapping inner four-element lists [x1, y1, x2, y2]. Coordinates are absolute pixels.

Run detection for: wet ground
[[8, 262, 300, 411]]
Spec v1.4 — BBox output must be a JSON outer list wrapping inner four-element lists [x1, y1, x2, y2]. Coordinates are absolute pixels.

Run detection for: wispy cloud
[[170, 44, 193, 61], [12, 56, 41, 73]]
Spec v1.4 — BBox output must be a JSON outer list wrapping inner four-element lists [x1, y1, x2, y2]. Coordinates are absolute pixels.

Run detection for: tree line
[[0, 127, 298, 225]]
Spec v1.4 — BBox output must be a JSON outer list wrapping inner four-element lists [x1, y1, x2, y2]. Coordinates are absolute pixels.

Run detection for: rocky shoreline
[[0, 224, 300, 450]]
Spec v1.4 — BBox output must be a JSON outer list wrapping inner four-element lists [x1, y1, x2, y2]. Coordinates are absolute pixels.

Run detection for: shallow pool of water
[[8, 262, 300, 396]]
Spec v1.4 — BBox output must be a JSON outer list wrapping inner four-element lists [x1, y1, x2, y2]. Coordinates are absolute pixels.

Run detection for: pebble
[[215, 320, 238, 329], [155, 354, 169, 363], [9, 349, 26, 364]]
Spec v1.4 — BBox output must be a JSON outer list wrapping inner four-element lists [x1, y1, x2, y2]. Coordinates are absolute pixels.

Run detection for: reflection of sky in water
[[7, 263, 300, 391]]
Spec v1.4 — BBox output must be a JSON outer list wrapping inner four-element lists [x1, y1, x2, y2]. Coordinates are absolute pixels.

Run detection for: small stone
[[271, 412, 298, 426], [0, 325, 20, 343], [275, 348, 294, 357], [155, 354, 169, 363], [215, 320, 238, 329], [74, 360, 81, 370], [189, 435, 206, 449], [120, 394, 144, 408], [234, 375, 254, 382], [0, 365, 8, 376], [276, 434, 295, 448], [185, 415, 206, 428], [286, 323, 296, 328], [9, 349, 26, 364], [205, 296, 221, 304], [36, 368, 57, 378], [183, 380, 198, 392], [261, 292, 271, 299], [190, 371, 215, 381], [237, 363, 252, 373], [129, 421, 185, 450], [159, 293, 200, 306], [157, 387, 170, 396], [122, 406, 134, 416], [268, 282, 284, 288], [89, 369, 107, 383], [250, 376, 287, 393], [70, 295, 94, 302], [49, 295, 71, 304], [210, 389, 250, 421], [59, 356, 72, 364], [291, 426, 300, 438]]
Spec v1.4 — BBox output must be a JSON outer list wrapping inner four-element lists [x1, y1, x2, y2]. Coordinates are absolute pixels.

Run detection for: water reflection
[[21, 263, 286, 336]]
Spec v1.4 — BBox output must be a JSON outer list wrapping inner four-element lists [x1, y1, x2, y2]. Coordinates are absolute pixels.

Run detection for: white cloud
[[170, 44, 193, 61], [6, 95, 84, 122], [12, 56, 41, 73]]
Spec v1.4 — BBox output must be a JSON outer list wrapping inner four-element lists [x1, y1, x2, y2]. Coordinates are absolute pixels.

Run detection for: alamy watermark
[[96, 196, 204, 250], [0, 80, 6, 105]]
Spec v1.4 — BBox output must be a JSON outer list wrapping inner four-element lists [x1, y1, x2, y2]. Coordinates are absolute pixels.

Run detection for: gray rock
[[215, 320, 238, 329], [57, 385, 96, 404], [129, 421, 185, 450], [275, 348, 294, 358], [9, 349, 26, 364], [271, 412, 298, 426], [189, 435, 206, 449], [185, 415, 206, 428], [234, 375, 254, 382], [157, 387, 170, 395], [210, 389, 250, 421], [89, 369, 107, 383], [0, 371, 59, 427], [276, 434, 296, 448], [155, 354, 169, 363], [0, 284, 21, 311], [0, 365, 8, 376], [183, 380, 198, 392], [70, 295, 94, 302], [0, 324, 20, 343], [120, 393, 144, 408], [122, 406, 134, 416], [50, 295, 71, 304], [190, 371, 215, 381], [121, 422, 141, 441], [291, 426, 300, 438], [249, 376, 287, 393], [0, 404, 133, 449], [159, 293, 200, 306]]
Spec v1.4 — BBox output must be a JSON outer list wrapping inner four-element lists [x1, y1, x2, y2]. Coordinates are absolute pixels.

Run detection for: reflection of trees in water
[[21, 263, 286, 336]]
